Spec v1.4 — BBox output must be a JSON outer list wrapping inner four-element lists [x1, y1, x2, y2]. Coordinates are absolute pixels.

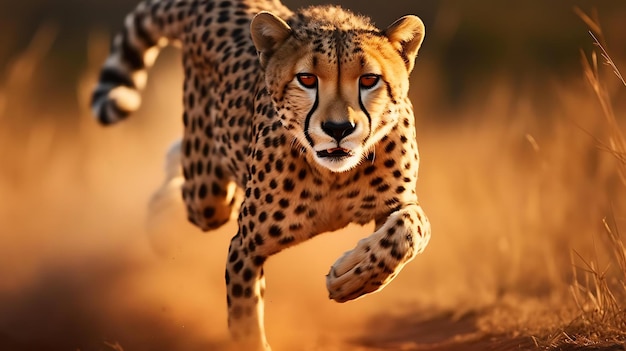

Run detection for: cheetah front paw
[[326, 237, 399, 303]]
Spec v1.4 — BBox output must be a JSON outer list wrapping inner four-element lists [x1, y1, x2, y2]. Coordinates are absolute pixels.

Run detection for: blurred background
[[2, 0, 626, 114], [1, 0, 626, 350]]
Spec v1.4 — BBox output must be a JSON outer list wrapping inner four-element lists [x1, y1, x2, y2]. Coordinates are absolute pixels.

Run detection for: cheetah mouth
[[317, 148, 353, 159]]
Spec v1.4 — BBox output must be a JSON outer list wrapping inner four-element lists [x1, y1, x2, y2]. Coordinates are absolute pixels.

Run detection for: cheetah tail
[[91, 0, 191, 125]]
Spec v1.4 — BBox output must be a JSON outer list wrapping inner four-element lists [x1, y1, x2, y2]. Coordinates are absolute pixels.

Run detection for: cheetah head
[[251, 7, 424, 173]]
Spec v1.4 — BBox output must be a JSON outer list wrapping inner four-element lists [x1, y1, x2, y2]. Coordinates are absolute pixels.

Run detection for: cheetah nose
[[321, 121, 356, 142]]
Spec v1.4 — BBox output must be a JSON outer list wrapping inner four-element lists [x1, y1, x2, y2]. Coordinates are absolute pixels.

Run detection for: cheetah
[[91, 0, 431, 349]]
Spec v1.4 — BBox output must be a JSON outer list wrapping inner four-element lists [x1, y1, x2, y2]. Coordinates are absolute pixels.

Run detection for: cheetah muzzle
[[91, 0, 432, 350]]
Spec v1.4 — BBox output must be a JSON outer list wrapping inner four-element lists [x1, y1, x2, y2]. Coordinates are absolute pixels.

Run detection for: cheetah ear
[[384, 15, 425, 73], [251, 11, 292, 67]]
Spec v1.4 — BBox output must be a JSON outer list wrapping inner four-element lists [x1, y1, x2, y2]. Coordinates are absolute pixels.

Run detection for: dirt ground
[[1, 115, 624, 351]]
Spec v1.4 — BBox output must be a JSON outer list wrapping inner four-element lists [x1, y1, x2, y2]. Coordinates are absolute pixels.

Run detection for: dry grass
[[540, 11, 626, 349], [1, 9, 626, 351]]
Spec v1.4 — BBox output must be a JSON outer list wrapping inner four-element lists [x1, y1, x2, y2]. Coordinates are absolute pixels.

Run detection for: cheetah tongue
[[318, 148, 352, 158]]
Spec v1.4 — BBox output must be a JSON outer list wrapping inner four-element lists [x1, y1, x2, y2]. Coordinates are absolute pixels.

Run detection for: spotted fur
[[92, 0, 431, 349]]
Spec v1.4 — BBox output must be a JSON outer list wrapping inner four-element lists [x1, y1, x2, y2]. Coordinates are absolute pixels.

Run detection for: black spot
[[283, 179, 295, 192], [346, 190, 360, 198], [379, 238, 392, 248], [216, 27, 227, 37], [253, 255, 266, 266], [198, 184, 207, 199], [248, 203, 257, 216], [391, 248, 403, 260], [232, 284, 243, 298], [187, 92, 195, 108], [279, 199, 289, 208], [269, 225, 282, 237], [289, 223, 303, 231], [184, 140, 192, 157], [254, 234, 264, 245], [215, 166, 225, 179], [203, 207, 216, 218], [377, 184, 390, 192], [233, 260, 244, 273], [228, 250, 239, 263], [385, 141, 397, 153], [255, 149, 264, 161], [298, 169, 307, 180], [294, 205, 307, 215], [385, 197, 399, 206], [278, 236, 295, 245], [273, 211, 285, 221], [363, 195, 376, 202], [361, 203, 376, 210], [364, 165, 376, 175], [370, 177, 384, 186], [212, 182, 222, 196], [243, 268, 253, 282], [384, 159, 396, 168]]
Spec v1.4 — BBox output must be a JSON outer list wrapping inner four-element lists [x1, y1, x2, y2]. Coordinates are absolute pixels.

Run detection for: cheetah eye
[[296, 73, 318, 89], [359, 74, 380, 89]]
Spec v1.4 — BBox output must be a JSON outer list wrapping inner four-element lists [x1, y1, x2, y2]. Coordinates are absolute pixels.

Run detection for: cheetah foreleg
[[225, 233, 271, 351], [326, 203, 430, 302]]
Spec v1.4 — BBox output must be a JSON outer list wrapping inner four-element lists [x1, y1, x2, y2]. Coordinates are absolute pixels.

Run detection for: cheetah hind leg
[[326, 203, 431, 302], [146, 140, 186, 256], [148, 139, 185, 213]]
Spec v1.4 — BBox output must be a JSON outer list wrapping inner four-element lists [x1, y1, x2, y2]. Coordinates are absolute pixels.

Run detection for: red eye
[[296, 74, 318, 89], [359, 75, 380, 89]]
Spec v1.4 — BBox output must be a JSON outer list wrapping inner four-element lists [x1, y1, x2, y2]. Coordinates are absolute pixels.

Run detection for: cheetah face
[[251, 10, 425, 172], [288, 63, 387, 173]]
